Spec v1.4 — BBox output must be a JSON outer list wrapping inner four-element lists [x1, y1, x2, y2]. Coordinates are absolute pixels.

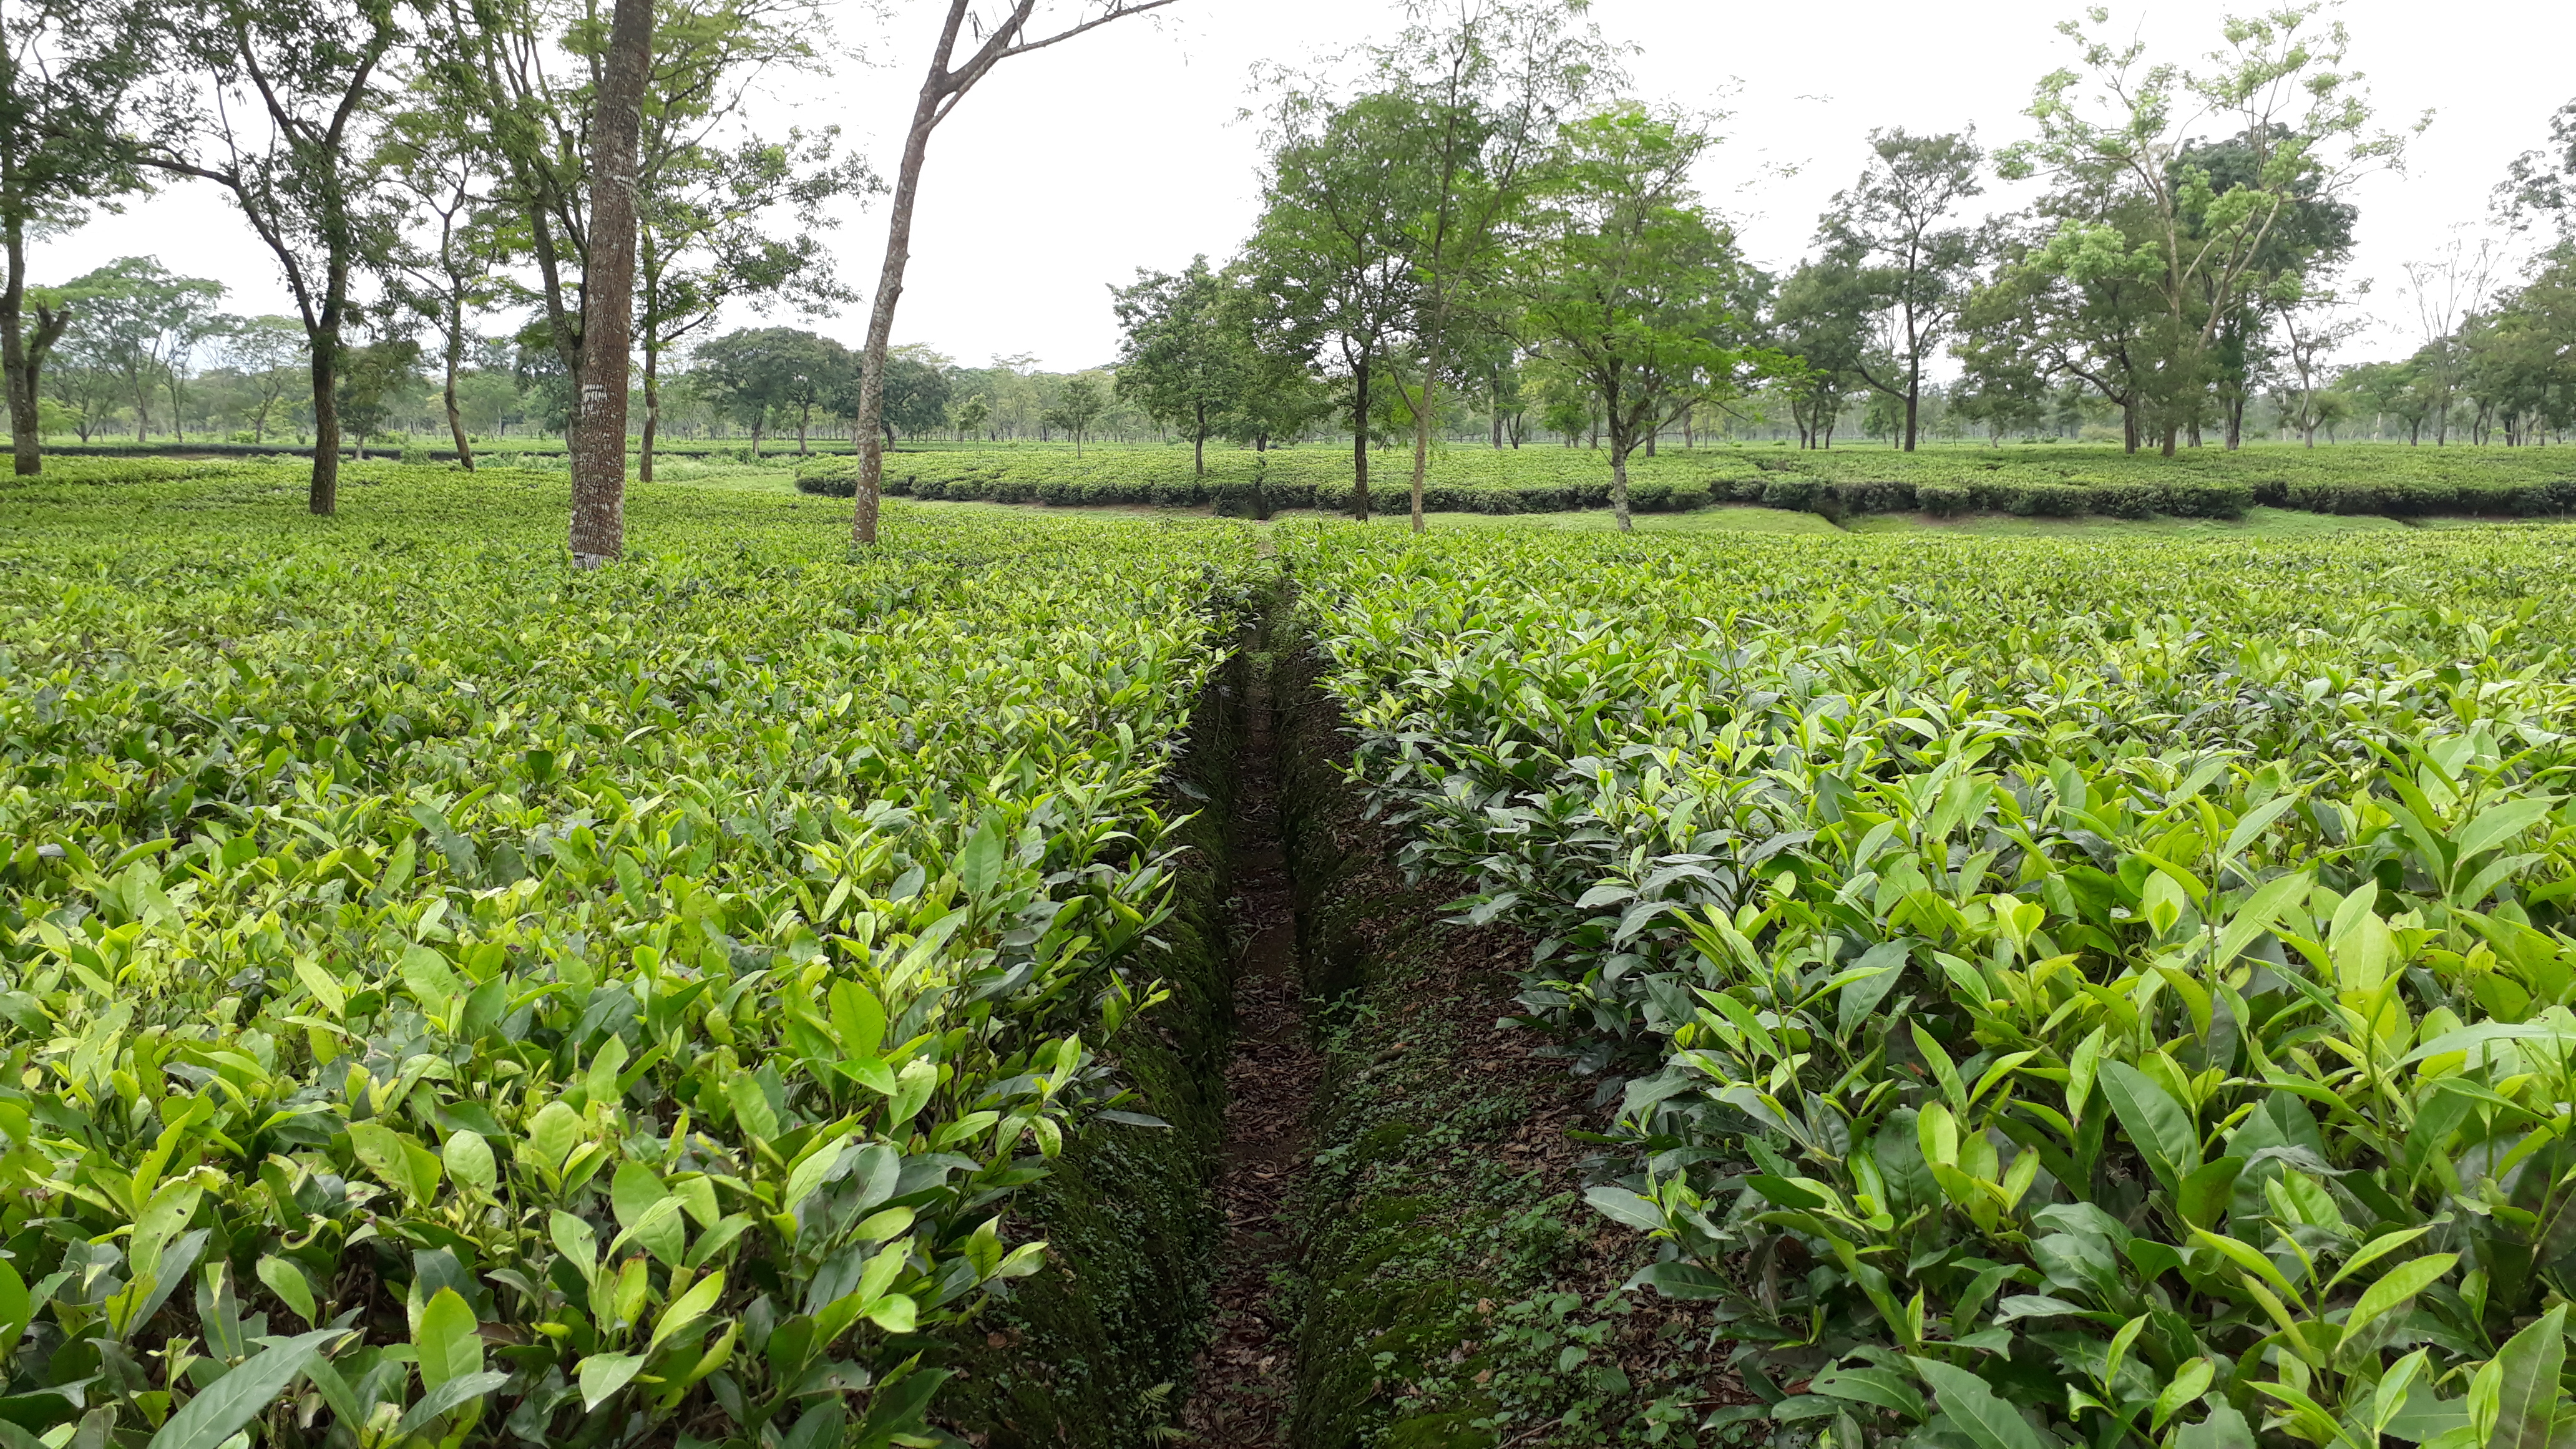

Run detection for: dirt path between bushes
[[1175, 661, 1317, 1447]]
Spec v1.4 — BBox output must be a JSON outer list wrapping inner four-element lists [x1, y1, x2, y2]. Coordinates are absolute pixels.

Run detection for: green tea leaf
[[2099, 1060, 2199, 1191], [577, 1351, 646, 1411], [957, 820, 1005, 896], [255, 1255, 316, 1329], [2174, 1400, 2257, 1449], [1809, 1367, 1926, 1423], [2485, 1304, 2567, 1449], [1908, 1357, 2050, 1449], [145, 1327, 340, 1449], [393, 1370, 510, 1439], [414, 1287, 482, 1390], [728, 1074, 780, 1140], [2178, 1156, 2245, 1230], [2344, 1252, 2457, 1344], [650, 1269, 725, 1353], [1586, 1186, 1665, 1231], [443, 1129, 496, 1198]]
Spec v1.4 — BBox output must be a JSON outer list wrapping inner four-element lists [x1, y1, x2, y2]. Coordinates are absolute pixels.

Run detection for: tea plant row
[[806, 444, 2576, 522], [0, 471, 1260, 1448], [1292, 524, 2576, 1447]]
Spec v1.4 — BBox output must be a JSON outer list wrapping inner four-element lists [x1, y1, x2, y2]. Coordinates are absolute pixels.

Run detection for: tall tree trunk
[[1192, 399, 1204, 476], [640, 338, 661, 482], [1408, 343, 1438, 533], [2122, 401, 2139, 454], [1490, 372, 1503, 449], [444, 293, 473, 471], [851, 56, 950, 547], [1608, 430, 1633, 532], [1903, 376, 1919, 452], [638, 240, 658, 484], [308, 324, 341, 514], [1350, 353, 1371, 523], [2, 216, 66, 477], [568, 0, 651, 567], [798, 400, 811, 454]]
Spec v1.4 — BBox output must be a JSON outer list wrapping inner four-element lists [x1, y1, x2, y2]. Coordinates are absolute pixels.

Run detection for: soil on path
[[1175, 667, 1315, 1447]]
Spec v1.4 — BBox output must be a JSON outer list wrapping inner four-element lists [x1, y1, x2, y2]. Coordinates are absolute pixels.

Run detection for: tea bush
[[1292, 522, 2576, 1448], [0, 466, 1259, 1448], [791, 442, 2576, 523]]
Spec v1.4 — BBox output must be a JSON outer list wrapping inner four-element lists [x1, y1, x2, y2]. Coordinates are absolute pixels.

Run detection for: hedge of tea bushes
[[1287, 522, 2576, 1449], [791, 443, 2576, 523], [0, 468, 1261, 1448]]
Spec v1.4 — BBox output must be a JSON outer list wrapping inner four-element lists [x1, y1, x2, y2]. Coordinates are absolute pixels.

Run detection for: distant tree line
[[1088, 4, 2572, 531], [7, 0, 2570, 540]]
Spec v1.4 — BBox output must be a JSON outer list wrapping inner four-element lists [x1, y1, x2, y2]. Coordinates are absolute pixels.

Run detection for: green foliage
[[814, 441, 2576, 522], [1293, 520, 2576, 1445], [0, 464, 1258, 1445], [1508, 104, 1769, 528]]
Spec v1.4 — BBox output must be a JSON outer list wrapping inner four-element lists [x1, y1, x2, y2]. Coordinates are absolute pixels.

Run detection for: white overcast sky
[[36, 0, 2574, 371]]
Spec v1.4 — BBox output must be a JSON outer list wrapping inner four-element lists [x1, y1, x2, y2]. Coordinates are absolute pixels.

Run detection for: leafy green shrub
[[2092, 481, 2160, 519], [1917, 483, 1971, 516], [0, 472, 1262, 1448], [1826, 479, 1916, 515], [1294, 520, 2576, 1448], [1212, 481, 1267, 518], [793, 459, 859, 496], [2162, 480, 2254, 517], [1761, 476, 1820, 512], [2002, 480, 2090, 515], [2522, 479, 2576, 515]]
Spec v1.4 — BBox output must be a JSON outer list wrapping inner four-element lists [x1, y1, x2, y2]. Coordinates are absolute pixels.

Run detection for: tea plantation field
[[1290, 520, 2576, 1443], [807, 441, 2576, 524], [4, 457, 2574, 1447], [0, 461, 1259, 1448]]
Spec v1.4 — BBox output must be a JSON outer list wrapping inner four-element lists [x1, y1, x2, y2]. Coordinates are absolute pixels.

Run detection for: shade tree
[[1, 0, 171, 474], [1350, 0, 1621, 528], [1811, 128, 1986, 452], [847, 0, 1177, 546], [693, 324, 847, 455], [224, 313, 312, 442], [1112, 255, 1247, 476], [52, 257, 227, 443], [638, 127, 872, 479], [1506, 105, 1775, 531], [1246, 90, 1422, 520], [1997, 3, 2413, 456], [1038, 372, 1106, 455], [140, 0, 417, 514]]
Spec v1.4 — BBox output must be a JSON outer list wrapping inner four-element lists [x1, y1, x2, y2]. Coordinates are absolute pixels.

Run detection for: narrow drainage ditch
[[1179, 634, 1320, 1447]]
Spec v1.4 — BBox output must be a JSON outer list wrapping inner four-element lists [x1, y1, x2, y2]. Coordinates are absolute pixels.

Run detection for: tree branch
[[992, 0, 1176, 63]]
